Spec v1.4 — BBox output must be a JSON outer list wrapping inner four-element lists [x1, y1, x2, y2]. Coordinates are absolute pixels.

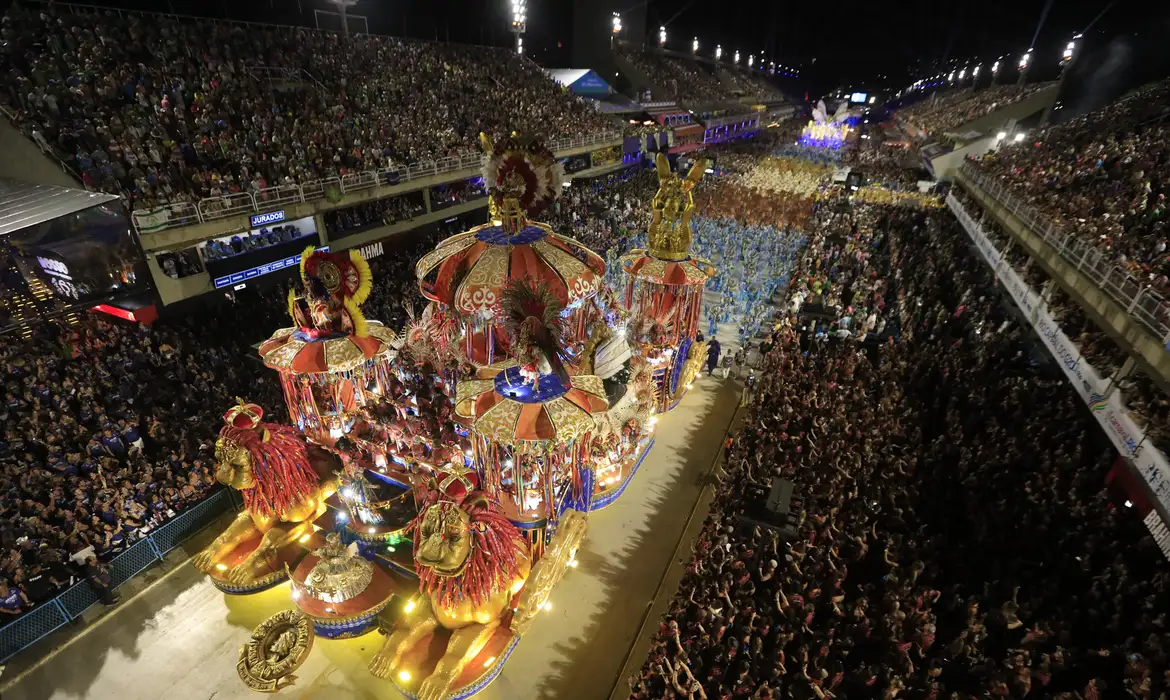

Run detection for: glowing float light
[[398, 670, 412, 682]]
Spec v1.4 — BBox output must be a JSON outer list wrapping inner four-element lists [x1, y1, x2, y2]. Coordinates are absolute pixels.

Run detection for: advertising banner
[[590, 145, 622, 169], [948, 194, 1170, 514]]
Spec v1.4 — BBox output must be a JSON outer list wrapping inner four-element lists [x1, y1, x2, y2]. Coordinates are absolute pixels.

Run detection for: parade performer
[[498, 277, 570, 390], [369, 467, 530, 700], [193, 401, 341, 586]]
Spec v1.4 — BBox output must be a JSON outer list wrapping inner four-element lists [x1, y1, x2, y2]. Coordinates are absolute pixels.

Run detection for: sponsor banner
[[358, 242, 384, 260], [214, 245, 329, 289], [1145, 510, 1170, 559], [590, 145, 622, 169], [948, 194, 1170, 513]]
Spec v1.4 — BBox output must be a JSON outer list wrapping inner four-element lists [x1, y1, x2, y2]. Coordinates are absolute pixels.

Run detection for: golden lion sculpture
[[369, 480, 529, 700], [192, 401, 341, 587]]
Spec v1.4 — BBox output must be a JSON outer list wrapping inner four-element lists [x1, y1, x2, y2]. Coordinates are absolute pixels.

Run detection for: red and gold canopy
[[259, 322, 399, 374], [619, 250, 715, 287], [455, 366, 607, 443], [416, 221, 605, 315]]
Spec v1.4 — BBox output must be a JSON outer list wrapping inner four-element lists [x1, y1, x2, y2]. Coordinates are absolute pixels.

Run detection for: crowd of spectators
[[429, 178, 488, 211], [324, 191, 426, 238], [0, 4, 614, 210], [633, 195, 1170, 699], [899, 83, 1054, 136], [968, 81, 1170, 288], [200, 222, 313, 261], [0, 306, 281, 614], [952, 187, 1170, 452], [714, 67, 785, 102], [618, 47, 737, 105], [156, 249, 203, 279]]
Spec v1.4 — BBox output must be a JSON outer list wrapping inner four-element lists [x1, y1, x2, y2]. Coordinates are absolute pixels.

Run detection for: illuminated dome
[[416, 222, 604, 316]]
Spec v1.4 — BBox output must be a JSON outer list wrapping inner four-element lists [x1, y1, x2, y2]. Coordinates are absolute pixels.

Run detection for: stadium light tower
[[733, 50, 740, 65], [659, 26, 667, 47], [715, 45, 722, 61], [326, 0, 359, 38], [1062, 34, 1081, 65], [748, 54, 754, 68], [692, 37, 699, 54], [1044, 33, 1084, 126], [1017, 48, 1032, 89], [509, 0, 526, 54]]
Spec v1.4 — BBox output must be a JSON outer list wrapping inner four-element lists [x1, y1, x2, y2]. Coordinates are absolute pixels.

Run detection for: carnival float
[[620, 152, 713, 412], [800, 99, 853, 149], [198, 132, 715, 699]]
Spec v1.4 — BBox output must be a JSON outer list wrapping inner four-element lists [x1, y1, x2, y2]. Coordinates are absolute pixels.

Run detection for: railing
[[960, 161, 1170, 344], [0, 489, 236, 663], [130, 132, 621, 235], [0, 105, 90, 188]]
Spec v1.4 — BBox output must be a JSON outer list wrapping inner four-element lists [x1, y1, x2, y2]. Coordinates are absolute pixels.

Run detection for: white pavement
[[4, 376, 739, 700]]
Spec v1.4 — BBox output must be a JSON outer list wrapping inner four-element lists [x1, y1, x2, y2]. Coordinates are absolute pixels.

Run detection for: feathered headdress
[[499, 277, 570, 385], [297, 246, 374, 337], [480, 132, 564, 226]]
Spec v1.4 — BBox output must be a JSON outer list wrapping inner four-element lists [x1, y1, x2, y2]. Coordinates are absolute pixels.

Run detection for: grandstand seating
[[0, 3, 615, 213]]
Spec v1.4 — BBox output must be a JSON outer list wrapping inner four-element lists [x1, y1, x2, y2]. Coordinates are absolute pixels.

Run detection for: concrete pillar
[[315, 213, 330, 245], [1040, 278, 1055, 303], [1105, 356, 1136, 399], [424, 187, 433, 214]]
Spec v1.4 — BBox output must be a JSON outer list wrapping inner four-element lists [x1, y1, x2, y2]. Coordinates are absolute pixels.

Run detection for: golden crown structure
[[647, 153, 708, 261]]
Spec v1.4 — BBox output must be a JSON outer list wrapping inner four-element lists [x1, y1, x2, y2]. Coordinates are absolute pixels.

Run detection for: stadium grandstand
[[1, 1, 1170, 699]]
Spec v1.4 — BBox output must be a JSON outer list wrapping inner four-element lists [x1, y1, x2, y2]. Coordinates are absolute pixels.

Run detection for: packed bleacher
[[632, 196, 1170, 699], [618, 48, 735, 104], [967, 81, 1170, 287], [899, 83, 1053, 136], [324, 191, 427, 238], [713, 67, 784, 102], [0, 4, 615, 210], [0, 309, 278, 611], [952, 187, 1170, 451]]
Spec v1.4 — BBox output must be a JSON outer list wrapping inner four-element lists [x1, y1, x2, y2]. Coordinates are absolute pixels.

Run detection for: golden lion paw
[[192, 548, 220, 574], [367, 650, 394, 679], [417, 674, 454, 700], [225, 550, 275, 585]]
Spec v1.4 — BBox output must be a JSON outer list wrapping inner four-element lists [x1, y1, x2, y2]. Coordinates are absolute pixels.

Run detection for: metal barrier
[[132, 131, 622, 235], [0, 489, 233, 662], [960, 162, 1170, 344]]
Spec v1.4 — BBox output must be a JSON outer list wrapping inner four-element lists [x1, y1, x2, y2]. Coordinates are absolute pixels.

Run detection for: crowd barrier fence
[[130, 132, 622, 235], [0, 489, 236, 663]]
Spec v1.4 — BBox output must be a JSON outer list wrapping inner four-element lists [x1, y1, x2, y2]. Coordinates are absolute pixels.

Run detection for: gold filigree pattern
[[475, 399, 525, 441], [459, 245, 510, 313], [262, 338, 307, 370], [415, 233, 477, 282], [455, 379, 499, 418], [569, 375, 606, 398], [322, 336, 367, 372], [511, 510, 587, 636], [530, 239, 595, 301], [237, 610, 314, 693], [543, 396, 594, 441]]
